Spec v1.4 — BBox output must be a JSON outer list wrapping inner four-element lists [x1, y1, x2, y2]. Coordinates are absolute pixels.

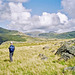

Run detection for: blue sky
[[0, 0, 75, 33], [23, 0, 62, 15]]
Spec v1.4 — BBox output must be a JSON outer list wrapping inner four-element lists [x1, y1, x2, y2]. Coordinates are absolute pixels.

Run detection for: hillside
[[39, 31, 75, 39], [0, 27, 48, 44], [0, 27, 19, 34], [25, 31, 42, 37], [0, 39, 75, 75], [0, 27, 27, 44]]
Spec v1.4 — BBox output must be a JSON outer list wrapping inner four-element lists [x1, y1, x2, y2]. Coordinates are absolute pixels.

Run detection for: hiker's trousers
[[9, 52, 14, 62]]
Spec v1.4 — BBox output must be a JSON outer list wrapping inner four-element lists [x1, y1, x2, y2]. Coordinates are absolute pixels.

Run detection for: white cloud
[[0, 1, 11, 20], [57, 12, 68, 24], [0, 0, 2, 6], [9, 2, 31, 21], [39, 12, 60, 26], [8, 9, 69, 33], [0, 0, 75, 33], [62, 0, 75, 18]]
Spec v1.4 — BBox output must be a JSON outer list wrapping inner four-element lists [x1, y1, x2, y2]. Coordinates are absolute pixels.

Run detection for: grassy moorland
[[0, 39, 75, 75]]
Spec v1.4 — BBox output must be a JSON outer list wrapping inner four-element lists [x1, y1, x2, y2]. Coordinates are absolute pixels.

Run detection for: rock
[[51, 50, 56, 53], [43, 46, 50, 50], [58, 57, 63, 61], [64, 66, 75, 71], [55, 44, 69, 55], [38, 54, 48, 61], [54, 43, 57, 45], [60, 42, 64, 46], [62, 53, 74, 60], [55, 42, 75, 60], [41, 56, 48, 61], [39, 54, 44, 57]]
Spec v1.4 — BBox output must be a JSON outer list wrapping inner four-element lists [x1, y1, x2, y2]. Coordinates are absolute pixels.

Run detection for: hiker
[[9, 42, 15, 62]]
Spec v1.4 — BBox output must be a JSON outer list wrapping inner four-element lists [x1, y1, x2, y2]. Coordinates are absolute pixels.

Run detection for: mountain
[[1, 27, 75, 44], [0, 27, 27, 44], [39, 31, 75, 39], [25, 31, 42, 37], [0, 27, 46, 44]]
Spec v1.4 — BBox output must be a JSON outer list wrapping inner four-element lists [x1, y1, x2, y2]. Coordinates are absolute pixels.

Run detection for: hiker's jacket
[[9, 45, 15, 53]]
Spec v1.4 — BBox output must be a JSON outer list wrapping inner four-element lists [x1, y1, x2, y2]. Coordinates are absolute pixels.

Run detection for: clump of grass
[[58, 60, 66, 65]]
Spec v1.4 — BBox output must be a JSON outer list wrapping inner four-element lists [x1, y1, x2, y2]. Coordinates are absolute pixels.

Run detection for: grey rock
[[51, 50, 56, 53], [55, 40, 75, 60], [38, 54, 48, 61], [39, 54, 44, 57], [43, 46, 50, 50], [64, 66, 75, 71], [41, 56, 48, 61]]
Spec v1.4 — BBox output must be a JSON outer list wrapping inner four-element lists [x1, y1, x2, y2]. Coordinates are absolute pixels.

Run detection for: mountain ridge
[[0, 27, 75, 44], [25, 31, 75, 39], [39, 31, 75, 39], [0, 27, 27, 44], [0, 27, 46, 44]]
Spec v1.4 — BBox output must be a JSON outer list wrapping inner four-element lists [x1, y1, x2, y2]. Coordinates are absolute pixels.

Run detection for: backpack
[[9, 45, 15, 52]]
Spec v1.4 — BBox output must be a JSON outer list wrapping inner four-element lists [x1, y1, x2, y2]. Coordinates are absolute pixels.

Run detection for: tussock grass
[[0, 39, 75, 75]]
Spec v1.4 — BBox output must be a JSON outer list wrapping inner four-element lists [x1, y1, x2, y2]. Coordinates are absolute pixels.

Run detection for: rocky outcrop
[[55, 40, 75, 61]]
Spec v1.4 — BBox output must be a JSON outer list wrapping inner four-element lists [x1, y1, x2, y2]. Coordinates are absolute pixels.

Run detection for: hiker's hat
[[10, 41, 13, 44]]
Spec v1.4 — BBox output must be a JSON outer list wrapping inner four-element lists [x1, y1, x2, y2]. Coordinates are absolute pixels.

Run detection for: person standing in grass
[[9, 42, 15, 62]]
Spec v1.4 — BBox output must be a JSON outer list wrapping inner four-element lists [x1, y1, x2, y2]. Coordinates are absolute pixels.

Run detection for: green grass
[[0, 39, 75, 75]]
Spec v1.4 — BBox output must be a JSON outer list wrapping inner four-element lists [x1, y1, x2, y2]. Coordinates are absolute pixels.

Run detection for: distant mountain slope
[[0, 27, 27, 44], [39, 31, 75, 39], [0, 27, 20, 34], [25, 31, 42, 37], [0, 27, 46, 44]]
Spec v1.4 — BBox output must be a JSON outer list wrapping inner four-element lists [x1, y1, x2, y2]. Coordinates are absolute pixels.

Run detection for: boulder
[[55, 42, 75, 60]]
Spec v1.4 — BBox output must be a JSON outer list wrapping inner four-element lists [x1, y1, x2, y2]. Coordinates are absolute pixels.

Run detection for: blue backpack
[[9, 45, 15, 52]]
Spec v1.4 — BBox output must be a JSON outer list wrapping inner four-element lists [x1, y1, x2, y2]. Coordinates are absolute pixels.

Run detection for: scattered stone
[[43, 46, 50, 50], [58, 57, 64, 61], [54, 43, 57, 45], [64, 66, 75, 71], [38, 53, 48, 61], [39, 54, 44, 57], [41, 56, 48, 61], [51, 50, 56, 53]]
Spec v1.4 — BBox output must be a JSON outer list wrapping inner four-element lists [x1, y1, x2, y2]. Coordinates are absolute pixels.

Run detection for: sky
[[0, 0, 75, 33]]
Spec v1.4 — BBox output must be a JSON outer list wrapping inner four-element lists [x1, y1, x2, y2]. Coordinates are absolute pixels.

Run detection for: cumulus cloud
[[0, 0, 2, 5], [9, 2, 31, 20], [39, 12, 60, 26], [62, 0, 75, 18], [57, 12, 68, 24], [8, 7, 69, 33], [56, 19, 75, 33], [0, 0, 75, 33], [0, 1, 11, 20]]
